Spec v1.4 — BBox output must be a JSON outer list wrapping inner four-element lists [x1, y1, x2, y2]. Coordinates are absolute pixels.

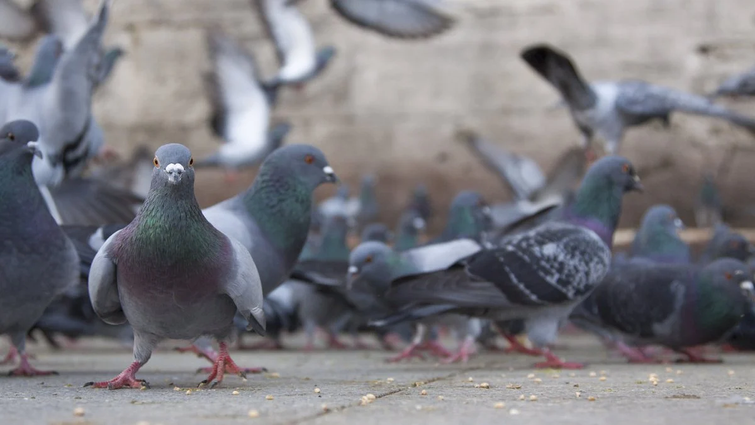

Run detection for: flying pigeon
[[521, 44, 755, 154], [0, 120, 79, 376], [85, 144, 266, 389], [710, 65, 755, 98], [330, 0, 455, 39]]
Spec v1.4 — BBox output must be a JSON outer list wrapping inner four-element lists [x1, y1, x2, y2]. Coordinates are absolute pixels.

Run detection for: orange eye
[[622, 163, 630, 174], [305, 154, 314, 164], [725, 272, 733, 280], [364, 255, 373, 264], [189, 157, 194, 166], [153, 157, 159, 168], [7, 132, 14, 141]]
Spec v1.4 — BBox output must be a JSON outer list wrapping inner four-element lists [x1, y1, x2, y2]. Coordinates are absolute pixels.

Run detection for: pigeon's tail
[[520, 44, 597, 111], [369, 304, 457, 328]]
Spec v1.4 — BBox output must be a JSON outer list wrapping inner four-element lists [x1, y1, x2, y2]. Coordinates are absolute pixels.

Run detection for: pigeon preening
[[628, 204, 690, 264], [710, 65, 755, 98], [431, 190, 492, 244], [572, 258, 754, 363], [255, 0, 336, 89], [695, 174, 723, 228], [330, 0, 455, 39], [355, 155, 642, 368], [458, 129, 589, 229], [521, 44, 755, 155], [0, 120, 79, 376], [85, 144, 266, 390], [198, 30, 292, 181]]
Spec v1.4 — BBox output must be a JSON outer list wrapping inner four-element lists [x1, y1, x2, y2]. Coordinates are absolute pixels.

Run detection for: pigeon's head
[[361, 223, 393, 244], [641, 204, 684, 235], [584, 156, 643, 193], [0, 120, 42, 161], [347, 241, 394, 292], [715, 233, 754, 262], [399, 210, 426, 235], [262, 144, 337, 190], [448, 190, 493, 233], [704, 258, 754, 299], [152, 143, 194, 187]]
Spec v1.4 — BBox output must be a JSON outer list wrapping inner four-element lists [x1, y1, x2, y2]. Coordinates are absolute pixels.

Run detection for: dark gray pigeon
[[521, 44, 755, 154], [407, 184, 433, 222], [198, 30, 291, 181], [431, 190, 492, 244], [0, 120, 79, 375], [355, 155, 642, 368], [699, 224, 753, 265], [356, 175, 379, 227], [330, 0, 454, 39], [695, 174, 723, 228], [361, 222, 393, 244], [85, 144, 265, 389], [629, 204, 690, 264], [0, 45, 19, 82], [255, 0, 336, 88], [394, 209, 426, 251], [710, 66, 755, 98], [572, 258, 753, 363]]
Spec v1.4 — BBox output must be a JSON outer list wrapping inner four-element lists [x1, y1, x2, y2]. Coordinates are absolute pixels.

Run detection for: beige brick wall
[[9, 0, 755, 230]]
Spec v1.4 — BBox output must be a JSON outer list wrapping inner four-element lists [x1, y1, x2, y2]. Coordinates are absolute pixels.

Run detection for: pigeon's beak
[[413, 217, 426, 231], [323, 165, 338, 183], [674, 217, 685, 230], [165, 163, 184, 185], [346, 265, 359, 289], [740, 280, 755, 300], [26, 141, 42, 159], [630, 174, 644, 192]]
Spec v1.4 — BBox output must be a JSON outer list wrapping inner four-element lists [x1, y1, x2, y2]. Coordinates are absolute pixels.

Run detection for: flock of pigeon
[[1, 0, 755, 392]]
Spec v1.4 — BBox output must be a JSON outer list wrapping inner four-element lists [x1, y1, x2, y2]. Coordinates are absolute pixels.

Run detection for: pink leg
[[441, 337, 476, 364], [420, 340, 453, 358], [387, 343, 426, 362], [0, 346, 19, 365], [196, 342, 267, 375], [199, 342, 252, 387], [615, 342, 662, 364], [327, 333, 349, 350], [174, 344, 217, 362], [503, 335, 543, 356], [84, 361, 146, 389], [676, 348, 722, 364], [8, 353, 57, 377], [533, 349, 584, 369]]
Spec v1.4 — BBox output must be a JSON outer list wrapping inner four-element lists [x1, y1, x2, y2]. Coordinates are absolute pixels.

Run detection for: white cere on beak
[[348, 265, 358, 275], [413, 217, 426, 230], [323, 166, 334, 175], [165, 163, 184, 173], [165, 162, 185, 184], [741, 281, 754, 292], [674, 218, 684, 229], [482, 206, 492, 216]]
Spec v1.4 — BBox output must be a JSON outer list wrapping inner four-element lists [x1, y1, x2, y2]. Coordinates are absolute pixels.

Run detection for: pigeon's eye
[[304, 154, 314, 164], [6, 132, 14, 141], [622, 163, 630, 174], [730, 240, 740, 249], [725, 272, 733, 280], [189, 157, 194, 167], [364, 255, 373, 264], [153, 157, 160, 168]]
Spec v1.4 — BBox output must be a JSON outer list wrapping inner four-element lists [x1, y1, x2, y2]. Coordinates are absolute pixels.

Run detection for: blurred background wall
[[10, 0, 755, 230]]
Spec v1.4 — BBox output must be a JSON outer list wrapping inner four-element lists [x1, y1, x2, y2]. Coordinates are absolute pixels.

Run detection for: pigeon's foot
[[387, 343, 426, 362], [238, 339, 284, 351], [533, 350, 584, 369], [675, 348, 722, 364], [327, 334, 349, 350], [84, 361, 146, 389], [720, 344, 740, 353], [174, 344, 217, 362], [419, 340, 453, 358], [380, 333, 404, 351], [503, 335, 542, 356], [199, 342, 260, 388], [615, 342, 662, 363], [441, 338, 476, 364], [0, 346, 19, 365], [8, 353, 57, 376]]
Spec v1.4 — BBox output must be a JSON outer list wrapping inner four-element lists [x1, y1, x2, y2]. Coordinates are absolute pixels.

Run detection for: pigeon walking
[[0, 120, 79, 375], [86, 144, 266, 389], [352, 156, 642, 368], [521, 44, 755, 154]]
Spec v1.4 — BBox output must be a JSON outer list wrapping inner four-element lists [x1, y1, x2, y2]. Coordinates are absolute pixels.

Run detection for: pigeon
[[355, 156, 642, 368], [699, 225, 753, 264], [88, 145, 154, 199], [255, 0, 336, 88], [629, 204, 690, 264], [710, 65, 755, 98], [356, 175, 379, 227], [521, 44, 755, 154], [361, 222, 393, 244], [572, 258, 754, 363], [394, 209, 426, 251], [330, 0, 455, 39], [198, 30, 291, 181], [318, 185, 359, 222], [431, 190, 492, 244], [0, 45, 19, 82], [695, 174, 723, 228], [406, 183, 433, 222], [85, 144, 266, 389], [0, 120, 79, 376]]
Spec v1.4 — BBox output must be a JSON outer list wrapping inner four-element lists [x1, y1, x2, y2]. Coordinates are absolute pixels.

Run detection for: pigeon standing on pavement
[[85, 144, 266, 389], [0, 120, 79, 376], [629, 204, 690, 264], [354, 156, 642, 368], [197, 30, 291, 181], [255, 0, 336, 89], [521, 44, 755, 154], [573, 258, 753, 363]]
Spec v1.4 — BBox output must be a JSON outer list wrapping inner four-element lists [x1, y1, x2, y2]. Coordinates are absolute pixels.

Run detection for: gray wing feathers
[[398, 238, 482, 278], [88, 230, 126, 325], [520, 45, 597, 111], [330, 0, 454, 39], [220, 236, 266, 336]]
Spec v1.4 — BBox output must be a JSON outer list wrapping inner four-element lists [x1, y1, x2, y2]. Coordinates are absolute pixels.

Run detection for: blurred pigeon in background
[[695, 174, 723, 228], [394, 209, 426, 251], [360, 222, 393, 244], [710, 65, 755, 98], [430, 190, 492, 244], [629, 204, 690, 264], [330, 0, 455, 39]]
